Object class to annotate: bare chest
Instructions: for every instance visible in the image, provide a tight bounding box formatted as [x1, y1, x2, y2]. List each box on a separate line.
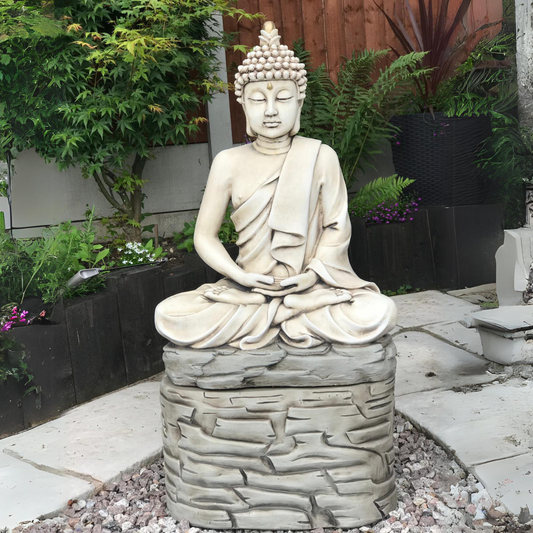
[230, 151, 286, 209]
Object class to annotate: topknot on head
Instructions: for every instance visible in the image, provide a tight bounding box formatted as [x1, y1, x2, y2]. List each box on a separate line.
[234, 22, 307, 104]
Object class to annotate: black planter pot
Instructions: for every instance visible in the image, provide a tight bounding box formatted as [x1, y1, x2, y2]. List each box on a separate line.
[349, 204, 504, 291]
[0, 377, 24, 438]
[390, 113, 492, 206]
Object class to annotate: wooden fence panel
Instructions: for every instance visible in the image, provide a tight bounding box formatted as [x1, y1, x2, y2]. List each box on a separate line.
[224, 0, 503, 143]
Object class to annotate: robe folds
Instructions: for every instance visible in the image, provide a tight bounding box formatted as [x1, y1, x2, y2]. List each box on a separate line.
[155, 136, 397, 349]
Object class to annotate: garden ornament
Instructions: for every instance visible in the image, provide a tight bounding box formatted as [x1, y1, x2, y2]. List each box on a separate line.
[155, 22, 398, 529]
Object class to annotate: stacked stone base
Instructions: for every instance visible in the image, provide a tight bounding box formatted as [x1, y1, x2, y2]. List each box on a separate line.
[160, 337, 397, 530]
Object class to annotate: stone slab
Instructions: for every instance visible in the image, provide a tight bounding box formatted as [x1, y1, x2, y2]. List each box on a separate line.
[422, 321, 484, 355]
[0, 450, 93, 530]
[396, 379, 533, 467]
[163, 336, 395, 389]
[448, 284, 496, 297]
[392, 291, 478, 329]
[1, 379, 163, 486]
[472, 306, 533, 332]
[394, 331, 495, 396]
[473, 453, 533, 515]
[447, 284, 497, 305]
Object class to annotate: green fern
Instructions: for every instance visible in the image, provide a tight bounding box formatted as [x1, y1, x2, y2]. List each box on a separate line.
[348, 175, 415, 216]
[295, 44, 429, 187]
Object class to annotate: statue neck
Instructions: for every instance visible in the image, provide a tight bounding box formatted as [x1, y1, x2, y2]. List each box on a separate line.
[253, 135, 292, 155]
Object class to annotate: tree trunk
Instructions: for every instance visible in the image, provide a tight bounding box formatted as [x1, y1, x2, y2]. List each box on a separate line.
[515, 0, 533, 128]
[130, 154, 148, 242]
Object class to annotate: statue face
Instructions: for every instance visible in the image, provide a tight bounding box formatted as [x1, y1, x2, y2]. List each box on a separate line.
[242, 80, 301, 139]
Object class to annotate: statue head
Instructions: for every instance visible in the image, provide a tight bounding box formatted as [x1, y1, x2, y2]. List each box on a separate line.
[235, 22, 307, 139]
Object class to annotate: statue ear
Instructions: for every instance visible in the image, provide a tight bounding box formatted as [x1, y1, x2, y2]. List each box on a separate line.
[242, 103, 258, 139]
[289, 99, 304, 137]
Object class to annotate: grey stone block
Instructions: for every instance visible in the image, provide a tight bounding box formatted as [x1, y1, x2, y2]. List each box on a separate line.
[163, 335, 395, 389]
[160, 340, 397, 530]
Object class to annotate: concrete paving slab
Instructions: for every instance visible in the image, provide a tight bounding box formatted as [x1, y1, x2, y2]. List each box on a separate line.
[392, 291, 479, 328]
[394, 331, 495, 396]
[473, 453, 533, 515]
[423, 321, 484, 355]
[396, 379, 533, 467]
[448, 284, 496, 297]
[1, 379, 163, 486]
[0, 449, 93, 529]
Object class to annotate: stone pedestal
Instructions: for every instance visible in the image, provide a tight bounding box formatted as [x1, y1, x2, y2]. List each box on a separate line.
[160, 336, 397, 530]
[495, 228, 533, 306]
[472, 307, 533, 365]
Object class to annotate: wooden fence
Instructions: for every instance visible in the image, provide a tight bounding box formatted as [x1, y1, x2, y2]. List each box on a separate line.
[223, 0, 503, 143]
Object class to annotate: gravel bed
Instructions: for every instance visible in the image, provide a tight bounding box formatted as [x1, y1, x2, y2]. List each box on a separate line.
[9, 415, 532, 533]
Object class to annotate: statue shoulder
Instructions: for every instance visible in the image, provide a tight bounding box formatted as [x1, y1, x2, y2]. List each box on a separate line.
[293, 136, 339, 164]
[317, 142, 340, 162]
[213, 144, 254, 165]
[209, 144, 254, 180]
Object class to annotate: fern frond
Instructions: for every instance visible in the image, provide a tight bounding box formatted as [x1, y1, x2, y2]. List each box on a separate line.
[354, 175, 415, 206]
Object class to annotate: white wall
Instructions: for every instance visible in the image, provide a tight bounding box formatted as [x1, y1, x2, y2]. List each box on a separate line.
[11, 143, 211, 238]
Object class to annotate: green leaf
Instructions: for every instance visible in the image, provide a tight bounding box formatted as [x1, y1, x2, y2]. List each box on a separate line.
[94, 249, 109, 263]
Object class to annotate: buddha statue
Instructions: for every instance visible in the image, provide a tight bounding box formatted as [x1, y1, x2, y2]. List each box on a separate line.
[155, 22, 397, 351]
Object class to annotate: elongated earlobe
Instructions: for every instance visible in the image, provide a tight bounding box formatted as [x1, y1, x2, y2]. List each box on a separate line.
[242, 105, 257, 138]
[289, 102, 303, 136]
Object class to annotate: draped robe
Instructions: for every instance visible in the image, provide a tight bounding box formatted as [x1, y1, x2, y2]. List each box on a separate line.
[155, 136, 397, 349]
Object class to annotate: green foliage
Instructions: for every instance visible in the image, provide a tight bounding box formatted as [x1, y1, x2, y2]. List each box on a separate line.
[174, 219, 196, 252]
[382, 284, 419, 297]
[0, 177, 6, 197]
[0, 304, 35, 391]
[0, 0, 259, 240]
[480, 299, 499, 309]
[174, 206, 238, 253]
[0, 208, 111, 307]
[441, 34, 517, 119]
[294, 42, 429, 186]
[348, 175, 415, 216]
[479, 116, 533, 228]
[0, 0, 62, 39]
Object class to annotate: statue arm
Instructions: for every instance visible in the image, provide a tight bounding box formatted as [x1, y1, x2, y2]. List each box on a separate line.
[305, 145, 375, 290]
[194, 151, 245, 282]
[194, 151, 274, 289]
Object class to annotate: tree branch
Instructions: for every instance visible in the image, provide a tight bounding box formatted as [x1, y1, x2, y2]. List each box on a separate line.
[93, 171, 127, 214]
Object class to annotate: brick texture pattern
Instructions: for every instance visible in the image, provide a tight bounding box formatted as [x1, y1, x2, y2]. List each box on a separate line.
[160, 374, 396, 529]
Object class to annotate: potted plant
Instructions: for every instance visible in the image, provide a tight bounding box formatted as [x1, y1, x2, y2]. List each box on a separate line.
[377, 0, 508, 206]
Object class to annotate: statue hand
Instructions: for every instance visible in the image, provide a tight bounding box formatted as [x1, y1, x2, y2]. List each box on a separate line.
[252, 271, 318, 298]
[237, 272, 275, 290]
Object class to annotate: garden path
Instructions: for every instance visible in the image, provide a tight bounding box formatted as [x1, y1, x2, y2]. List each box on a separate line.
[1, 288, 531, 530]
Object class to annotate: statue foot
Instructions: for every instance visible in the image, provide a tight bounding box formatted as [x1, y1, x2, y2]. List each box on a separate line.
[273, 288, 352, 324]
[284, 287, 352, 312]
[204, 285, 267, 305]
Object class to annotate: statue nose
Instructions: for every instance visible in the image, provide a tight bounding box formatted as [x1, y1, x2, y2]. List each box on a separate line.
[265, 104, 279, 117]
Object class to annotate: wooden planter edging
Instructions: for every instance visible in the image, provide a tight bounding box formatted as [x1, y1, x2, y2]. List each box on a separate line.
[1, 213, 501, 439]
[0, 253, 216, 439]
[349, 204, 504, 291]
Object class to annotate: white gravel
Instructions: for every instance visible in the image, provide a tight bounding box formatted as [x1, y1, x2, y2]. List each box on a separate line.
[9, 415, 532, 533]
